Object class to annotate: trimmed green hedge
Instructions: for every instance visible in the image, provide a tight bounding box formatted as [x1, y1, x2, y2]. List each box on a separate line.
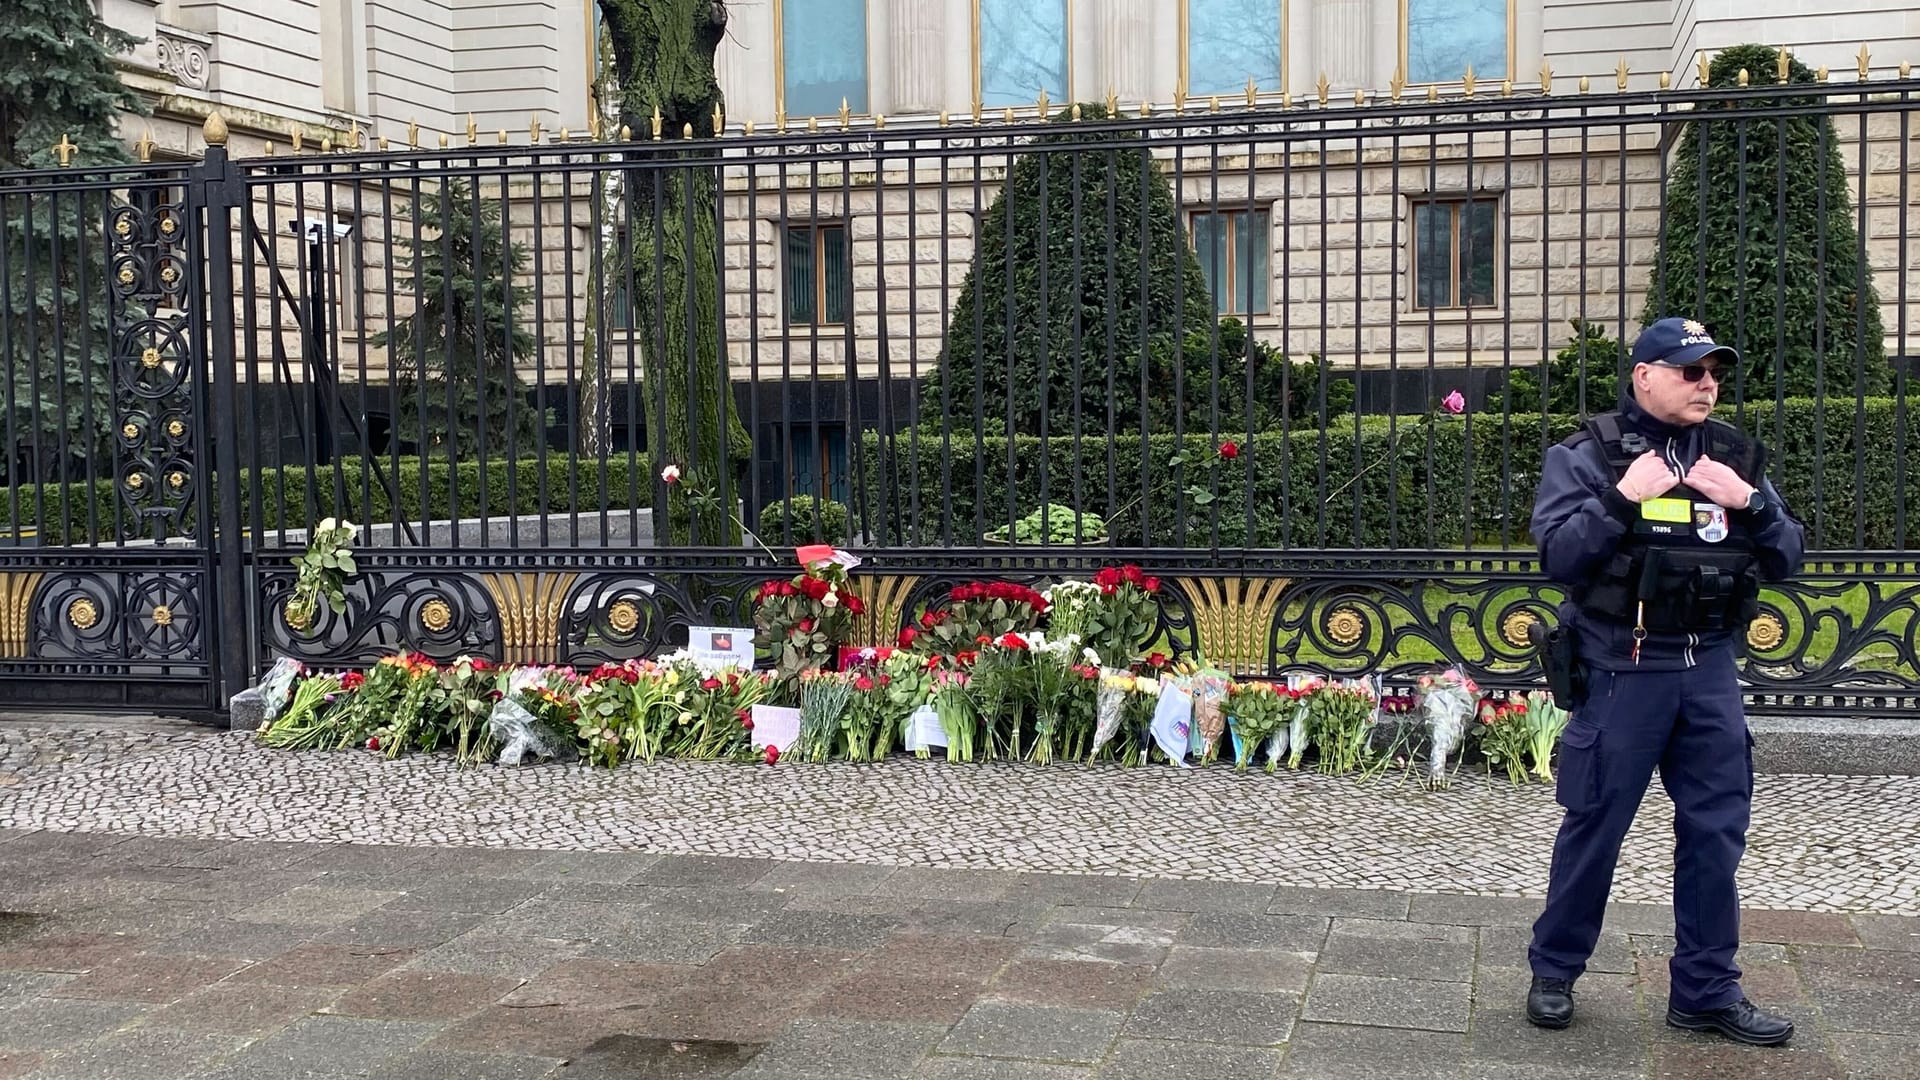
[2, 454, 650, 545]
[858, 399, 1918, 551]
[758, 495, 851, 545]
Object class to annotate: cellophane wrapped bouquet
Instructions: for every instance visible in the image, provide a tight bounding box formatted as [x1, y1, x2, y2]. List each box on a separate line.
[1414, 667, 1479, 789]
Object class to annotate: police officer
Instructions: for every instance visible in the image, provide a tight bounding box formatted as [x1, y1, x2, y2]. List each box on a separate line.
[1523, 316, 1805, 1046]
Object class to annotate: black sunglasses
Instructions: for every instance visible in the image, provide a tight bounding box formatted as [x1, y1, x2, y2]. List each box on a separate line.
[1665, 363, 1723, 384]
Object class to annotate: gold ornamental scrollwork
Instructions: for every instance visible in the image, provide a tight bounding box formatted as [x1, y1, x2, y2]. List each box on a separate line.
[122, 422, 140, 440]
[1325, 606, 1366, 647]
[1501, 611, 1540, 650]
[606, 599, 640, 636]
[166, 419, 185, 438]
[114, 217, 133, 238]
[118, 266, 135, 286]
[67, 596, 99, 631]
[167, 472, 187, 490]
[1747, 612, 1786, 652]
[152, 605, 174, 627]
[419, 599, 453, 634]
[141, 347, 162, 369]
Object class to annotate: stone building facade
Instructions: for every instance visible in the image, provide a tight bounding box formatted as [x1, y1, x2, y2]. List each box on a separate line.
[90, 0, 1920, 490]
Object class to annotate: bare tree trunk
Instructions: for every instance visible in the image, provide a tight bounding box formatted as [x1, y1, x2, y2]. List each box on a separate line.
[596, 0, 750, 545]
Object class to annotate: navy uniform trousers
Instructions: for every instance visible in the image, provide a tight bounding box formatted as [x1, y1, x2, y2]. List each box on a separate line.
[1527, 648, 1754, 1013]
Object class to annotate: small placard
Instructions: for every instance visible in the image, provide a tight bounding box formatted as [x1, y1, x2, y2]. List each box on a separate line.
[750, 705, 802, 752]
[688, 626, 756, 669]
[904, 704, 948, 752]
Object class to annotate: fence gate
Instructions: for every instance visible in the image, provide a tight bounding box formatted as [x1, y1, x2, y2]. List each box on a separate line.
[0, 149, 247, 715]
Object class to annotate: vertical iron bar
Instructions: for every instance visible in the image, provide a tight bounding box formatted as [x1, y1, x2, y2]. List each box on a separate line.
[74, 184, 98, 543]
[716, 142, 736, 550]
[533, 148, 551, 546]
[1069, 147, 1084, 547]
[1814, 116, 1829, 548]
[746, 157, 764, 546]
[1896, 99, 1911, 549]
[199, 146, 249, 700]
[1037, 147, 1051, 552]
[1854, 106, 1870, 548]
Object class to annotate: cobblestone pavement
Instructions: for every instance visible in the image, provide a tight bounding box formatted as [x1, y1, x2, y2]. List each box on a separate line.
[1, 727, 1918, 916]
[2, 830, 1918, 1080]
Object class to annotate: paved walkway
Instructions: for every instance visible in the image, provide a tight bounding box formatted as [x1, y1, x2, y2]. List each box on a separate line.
[0, 724, 1916, 1078]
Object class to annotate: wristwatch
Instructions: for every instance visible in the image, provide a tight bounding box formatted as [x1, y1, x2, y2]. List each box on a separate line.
[1743, 489, 1765, 514]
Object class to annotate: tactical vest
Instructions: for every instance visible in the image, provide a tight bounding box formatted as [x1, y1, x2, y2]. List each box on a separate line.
[1564, 412, 1766, 634]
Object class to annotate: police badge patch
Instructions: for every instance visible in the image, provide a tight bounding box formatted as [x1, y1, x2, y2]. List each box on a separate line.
[1694, 503, 1729, 543]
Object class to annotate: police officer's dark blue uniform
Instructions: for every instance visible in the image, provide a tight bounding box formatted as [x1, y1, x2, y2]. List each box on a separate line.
[1523, 317, 1805, 1046]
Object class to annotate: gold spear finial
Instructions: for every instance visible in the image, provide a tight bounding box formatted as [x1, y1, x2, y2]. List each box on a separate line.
[1903, 61, 1912, 79]
[1174, 86, 1186, 112]
[1316, 72, 1329, 106]
[589, 112, 602, 140]
[1354, 88, 1365, 106]
[1697, 51, 1710, 86]
[971, 92, 983, 123]
[1069, 103, 1080, 121]
[349, 121, 361, 149]
[1246, 76, 1258, 108]
[1140, 99, 1152, 117]
[379, 135, 390, 150]
[1427, 83, 1439, 102]
[809, 115, 821, 132]
[408, 119, 420, 147]
[1659, 71, 1671, 90]
[1281, 90, 1291, 108]
[875, 113, 886, 129]
[1540, 60, 1554, 95]
[291, 124, 304, 152]
[321, 137, 333, 153]
[712, 102, 724, 135]
[939, 109, 949, 126]
[1463, 64, 1477, 97]
[1105, 86, 1119, 114]
[744, 119, 755, 135]
[840, 96, 852, 128]
[1858, 44, 1872, 80]
[1778, 47, 1792, 82]
[1817, 65, 1829, 82]
[559, 127, 569, 141]
[1002, 105, 1014, 123]
[1502, 78, 1513, 97]
[204, 112, 229, 147]
[1390, 69, 1407, 102]
[530, 115, 542, 142]
[1737, 68, 1749, 87]
[135, 129, 155, 162]
[1616, 57, 1630, 91]
[1209, 94, 1221, 112]
[466, 113, 477, 144]
[775, 109, 788, 133]
[263, 141, 274, 156]
[651, 105, 663, 139]
[1578, 74, 1590, 93]
[496, 128, 507, 145]
[438, 132, 449, 148]
[1037, 88, 1049, 115]
[682, 122, 692, 138]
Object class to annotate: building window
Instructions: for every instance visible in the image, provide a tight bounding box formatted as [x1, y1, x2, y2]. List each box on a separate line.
[1190, 209, 1271, 316]
[1405, 0, 1508, 84]
[785, 422, 849, 504]
[1184, 0, 1282, 98]
[780, 0, 869, 118]
[785, 223, 851, 327]
[1412, 198, 1498, 310]
[978, 0, 1068, 109]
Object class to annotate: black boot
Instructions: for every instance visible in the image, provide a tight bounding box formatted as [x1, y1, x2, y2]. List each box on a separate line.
[1526, 976, 1574, 1029]
[1666, 998, 1795, 1046]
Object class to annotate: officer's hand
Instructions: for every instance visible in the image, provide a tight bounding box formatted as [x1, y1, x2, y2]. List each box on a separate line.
[1687, 454, 1757, 510]
[1617, 451, 1680, 503]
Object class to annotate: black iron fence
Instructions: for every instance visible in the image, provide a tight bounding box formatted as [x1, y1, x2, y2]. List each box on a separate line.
[1, 69, 1916, 716]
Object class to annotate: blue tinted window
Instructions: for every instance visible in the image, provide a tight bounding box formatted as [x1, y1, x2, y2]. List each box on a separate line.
[1188, 0, 1282, 97]
[784, 0, 868, 117]
[1407, 0, 1506, 83]
[1192, 210, 1271, 315]
[980, 0, 1067, 108]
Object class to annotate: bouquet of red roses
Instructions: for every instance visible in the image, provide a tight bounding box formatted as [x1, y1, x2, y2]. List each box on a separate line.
[753, 555, 865, 682]
[1086, 564, 1161, 667]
